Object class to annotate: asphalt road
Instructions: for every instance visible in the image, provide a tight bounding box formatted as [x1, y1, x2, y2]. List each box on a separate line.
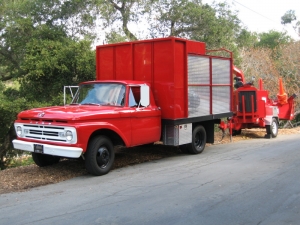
[1, 133, 300, 225]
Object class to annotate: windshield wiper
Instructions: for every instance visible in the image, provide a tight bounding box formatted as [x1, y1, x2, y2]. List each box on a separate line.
[81, 103, 101, 106]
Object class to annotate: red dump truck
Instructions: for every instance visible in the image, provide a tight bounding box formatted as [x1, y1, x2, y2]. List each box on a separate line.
[12, 37, 294, 176]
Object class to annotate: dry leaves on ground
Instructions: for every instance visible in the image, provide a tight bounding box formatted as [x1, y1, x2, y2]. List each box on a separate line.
[0, 127, 299, 195]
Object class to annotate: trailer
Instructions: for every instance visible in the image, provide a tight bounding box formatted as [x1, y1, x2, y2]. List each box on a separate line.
[219, 65, 296, 138]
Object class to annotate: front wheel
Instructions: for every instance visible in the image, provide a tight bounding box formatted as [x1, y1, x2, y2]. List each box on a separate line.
[85, 135, 114, 176]
[32, 153, 60, 167]
[266, 118, 278, 138]
[186, 125, 207, 154]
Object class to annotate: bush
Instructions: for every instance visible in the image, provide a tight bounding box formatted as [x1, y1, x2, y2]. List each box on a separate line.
[0, 39, 95, 169]
[0, 95, 46, 169]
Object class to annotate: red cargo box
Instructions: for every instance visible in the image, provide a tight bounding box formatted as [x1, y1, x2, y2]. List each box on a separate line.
[96, 37, 232, 120]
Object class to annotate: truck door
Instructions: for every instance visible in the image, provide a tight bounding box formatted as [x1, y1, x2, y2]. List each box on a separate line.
[129, 86, 161, 146]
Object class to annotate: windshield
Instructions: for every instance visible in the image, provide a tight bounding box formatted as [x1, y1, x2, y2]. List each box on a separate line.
[71, 83, 126, 106]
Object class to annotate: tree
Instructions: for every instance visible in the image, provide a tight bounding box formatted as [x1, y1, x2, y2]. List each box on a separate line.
[148, 1, 240, 47]
[0, 0, 97, 102]
[0, 0, 97, 168]
[281, 10, 300, 37]
[145, 0, 245, 64]
[236, 29, 258, 48]
[256, 30, 292, 49]
[281, 10, 297, 24]
[20, 39, 95, 104]
[275, 41, 300, 101]
[94, 0, 247, 54]
[94, 0, 155, 42]
[0, 0, 97, 82]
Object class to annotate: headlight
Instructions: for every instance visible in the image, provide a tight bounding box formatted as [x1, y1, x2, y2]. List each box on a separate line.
[16, 126, 22, 136]
[66, 130, 73, 141]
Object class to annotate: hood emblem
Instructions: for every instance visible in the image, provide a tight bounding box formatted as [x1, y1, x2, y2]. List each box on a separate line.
[38, 112, 45, 117]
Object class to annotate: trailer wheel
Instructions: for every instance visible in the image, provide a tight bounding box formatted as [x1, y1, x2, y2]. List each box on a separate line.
[32, 153, 60, 167]
[266, 118, 278, 138]
[85, 135, 114, 176]
[187, 125, 206, 154]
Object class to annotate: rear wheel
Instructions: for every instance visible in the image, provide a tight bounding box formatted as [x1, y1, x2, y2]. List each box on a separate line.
[186, 125, 206, 154]
[85, 135, 114, 176]
[266, 118, 278, 138]
[32, 153, 60, 167]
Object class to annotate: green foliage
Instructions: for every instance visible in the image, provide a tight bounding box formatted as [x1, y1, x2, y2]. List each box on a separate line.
[105, 29, 129, 44]
[281, 10, 297, 25]
[6, 155, 34, 169]
[0, 81, 4, 92]
[256, 30, 292, 49]
[0, 91, 47, 169]
[19, 39, 95, 104]
[95, 0, 153, 41]
[281, 10, 300, 37]
[147, 0, 244, 64]
[0, 0, 97, 169]
[0, 0, 97, 82]
[236, 29, 258, 48]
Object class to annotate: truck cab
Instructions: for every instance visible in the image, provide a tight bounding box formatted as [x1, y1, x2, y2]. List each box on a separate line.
[13, 81, 161, 175]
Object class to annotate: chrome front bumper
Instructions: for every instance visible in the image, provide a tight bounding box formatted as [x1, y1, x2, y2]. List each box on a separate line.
[12, 140, 83, 158]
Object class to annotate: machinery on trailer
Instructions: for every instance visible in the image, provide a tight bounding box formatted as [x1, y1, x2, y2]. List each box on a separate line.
[219, 66, 296, 138]
[12, 37, 295, 176]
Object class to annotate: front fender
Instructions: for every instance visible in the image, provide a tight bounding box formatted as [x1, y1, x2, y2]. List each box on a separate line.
[75, 121, 131, 152]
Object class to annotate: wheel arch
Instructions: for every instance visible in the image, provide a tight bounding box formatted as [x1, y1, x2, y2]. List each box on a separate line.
[86, 129, 125, 152]
[273, 116, 279, 124]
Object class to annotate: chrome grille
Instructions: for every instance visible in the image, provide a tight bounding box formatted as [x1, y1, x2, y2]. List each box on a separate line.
[22, 124, 69, 143]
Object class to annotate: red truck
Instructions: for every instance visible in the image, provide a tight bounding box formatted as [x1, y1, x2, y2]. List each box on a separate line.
[12, 37, 294, 176]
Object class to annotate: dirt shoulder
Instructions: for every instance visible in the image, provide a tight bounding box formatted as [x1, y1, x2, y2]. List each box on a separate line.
[1, 128, 299, 195]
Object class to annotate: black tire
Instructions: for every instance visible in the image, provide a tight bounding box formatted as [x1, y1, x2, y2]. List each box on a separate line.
[266, 118, 278, 138]
[85, 135, 114, 176]
[186, 125, 207, 154]
[31, 153, 60, 167]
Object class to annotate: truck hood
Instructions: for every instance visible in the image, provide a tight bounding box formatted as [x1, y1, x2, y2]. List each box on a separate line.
[17, 105, 126, 121]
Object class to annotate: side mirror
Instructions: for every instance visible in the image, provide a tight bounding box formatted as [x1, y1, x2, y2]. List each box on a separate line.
[140, 84, 150, 107]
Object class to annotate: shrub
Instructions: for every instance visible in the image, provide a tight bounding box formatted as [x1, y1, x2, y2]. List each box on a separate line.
[0, 95, 47, 169]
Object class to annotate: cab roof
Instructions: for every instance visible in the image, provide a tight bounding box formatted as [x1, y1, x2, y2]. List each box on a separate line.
[80, 80, 149, 86]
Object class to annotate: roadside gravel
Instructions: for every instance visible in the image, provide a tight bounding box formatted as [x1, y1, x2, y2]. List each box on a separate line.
[1, 128, 299, 195]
